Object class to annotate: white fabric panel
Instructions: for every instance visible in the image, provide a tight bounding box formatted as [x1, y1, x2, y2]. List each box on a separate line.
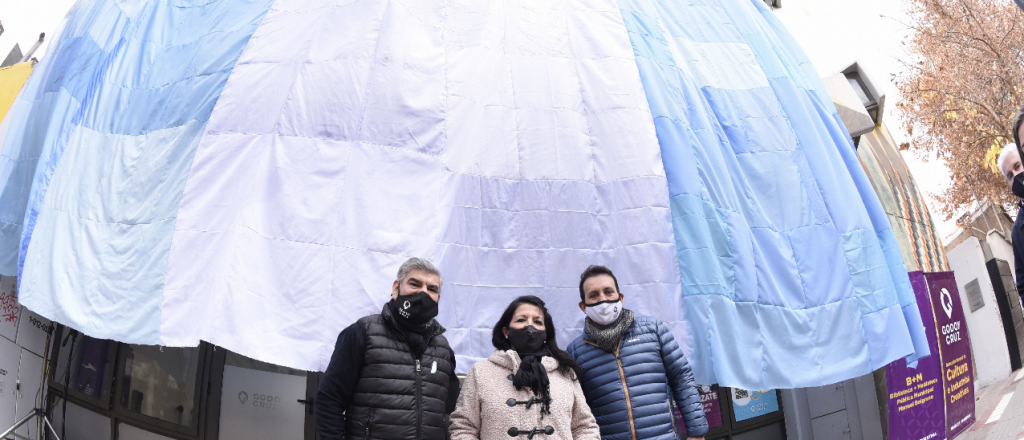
[166, 0, 683, 372]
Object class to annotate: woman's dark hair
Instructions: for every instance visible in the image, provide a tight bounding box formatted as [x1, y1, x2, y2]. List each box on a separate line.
[492, 295, 583, 379]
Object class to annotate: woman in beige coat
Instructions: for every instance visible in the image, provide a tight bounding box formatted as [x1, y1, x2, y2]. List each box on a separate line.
[451, 295, 600, 440]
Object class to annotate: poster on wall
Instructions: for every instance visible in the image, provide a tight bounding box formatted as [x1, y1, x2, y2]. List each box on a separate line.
[673, 385, 723, 431]
[730, 388, 779, 422]
[219, 365, 306, 440]
[925, 271, 976, 438]
[699, 385, 723, 428]
[885, 272, 944, 440]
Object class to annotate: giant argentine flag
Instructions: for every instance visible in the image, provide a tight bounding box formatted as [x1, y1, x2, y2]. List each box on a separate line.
[0, 0, 928, 390]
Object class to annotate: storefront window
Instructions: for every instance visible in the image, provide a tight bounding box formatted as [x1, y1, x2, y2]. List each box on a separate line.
[54, 333, 116, 402]
[51, 398, 112, 440]
[118, 422, 177, 440]
[119, 345, 200, 427]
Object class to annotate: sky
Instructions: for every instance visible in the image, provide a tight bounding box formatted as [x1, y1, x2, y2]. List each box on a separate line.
[0, 0, 960, 242]
[0, 0, 75, 61]
[773, 0, 959, 243]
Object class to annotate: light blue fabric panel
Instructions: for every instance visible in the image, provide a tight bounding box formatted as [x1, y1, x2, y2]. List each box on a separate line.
[20, 122, 205, 343]
[670, 194, 733, 299]
[0, 0, 274, 341]
[620, 0, 928, 388]
[0, 90, 75, 274]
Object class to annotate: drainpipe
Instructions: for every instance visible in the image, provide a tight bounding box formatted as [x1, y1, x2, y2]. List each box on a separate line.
[19, 33, 43, 62]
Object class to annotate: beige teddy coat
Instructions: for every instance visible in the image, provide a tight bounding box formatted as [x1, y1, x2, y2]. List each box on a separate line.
[450, 349, 600, 440]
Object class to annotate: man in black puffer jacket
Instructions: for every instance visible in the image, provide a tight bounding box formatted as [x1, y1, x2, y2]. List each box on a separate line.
[316, 257, 460, 440]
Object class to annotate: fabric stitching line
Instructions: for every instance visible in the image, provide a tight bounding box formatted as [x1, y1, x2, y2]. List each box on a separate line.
[500, 0, 524, 181]
[640, 21, 716, 206]
[160, 0, 278, 346]
[783, 230, 813, 309]
[447, 90, 651, 117]
[354, 0, 391, 142]
[836, 234, 879, 374]
[556, 0, 598, 187]
[670, 193, 741, 219]
[634, 0, 729, 386]
[440, 205, 669, 215]
[434, 241, 676, 252]
[202, 131, 447, 158]
[443, 171, 666, 185]
[439, 0, 450, 163]
[782, 228, 824, 384]
[267, 4, 324, 141]
[391, 0, 442, 31]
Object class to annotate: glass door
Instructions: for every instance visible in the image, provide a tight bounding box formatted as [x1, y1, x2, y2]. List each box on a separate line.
[215, 352, 310, 439]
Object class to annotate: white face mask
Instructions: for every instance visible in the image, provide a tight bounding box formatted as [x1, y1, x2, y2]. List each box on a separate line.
[585, 299, 622, 325]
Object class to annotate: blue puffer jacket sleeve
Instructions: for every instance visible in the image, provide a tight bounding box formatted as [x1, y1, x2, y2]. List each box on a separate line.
[656, 321, 708, 437]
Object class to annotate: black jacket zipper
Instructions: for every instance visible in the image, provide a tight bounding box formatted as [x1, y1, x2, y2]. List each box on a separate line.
[364, 408, 375, 439]
[416, 358, 423, 440]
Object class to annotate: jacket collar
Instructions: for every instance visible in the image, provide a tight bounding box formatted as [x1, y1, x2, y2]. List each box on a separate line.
[487, 349, 559, 372]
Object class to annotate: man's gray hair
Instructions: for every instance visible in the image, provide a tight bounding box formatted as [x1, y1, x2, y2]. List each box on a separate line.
[998, 143, 1020, 182]
[396, 257, 443, 290]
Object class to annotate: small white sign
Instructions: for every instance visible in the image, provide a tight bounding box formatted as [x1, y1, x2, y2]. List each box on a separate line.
[218, 365, 306, 439]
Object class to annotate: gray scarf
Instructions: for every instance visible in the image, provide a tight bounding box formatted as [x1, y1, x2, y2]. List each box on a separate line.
[584, 308, 635, 352]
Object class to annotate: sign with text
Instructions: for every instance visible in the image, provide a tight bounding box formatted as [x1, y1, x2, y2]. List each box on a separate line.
[699, 385, 722, 428]
[673, 385, 723, 431]
[219, 365, 306, 440]
[731, 388, 778, 422]
[926, 271, 975, 438]
[885, 272, 944, 440]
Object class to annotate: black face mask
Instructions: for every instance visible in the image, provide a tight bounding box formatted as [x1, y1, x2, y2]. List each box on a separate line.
[507, 325, 546, 353]
[1013, 173, 1024, 199]
[391, 291, 438, 326]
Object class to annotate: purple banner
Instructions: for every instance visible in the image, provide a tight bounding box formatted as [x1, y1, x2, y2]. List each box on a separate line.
[700, 385, 722, 428]
[673, 385, 722, 432]
[886, 272, 944, 440]
[925, 271, 975, 438]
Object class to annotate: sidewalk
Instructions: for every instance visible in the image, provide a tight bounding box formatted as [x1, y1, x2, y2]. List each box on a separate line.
[964, 369, 1024, 439]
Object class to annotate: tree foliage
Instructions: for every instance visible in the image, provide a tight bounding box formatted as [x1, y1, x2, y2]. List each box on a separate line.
[895, 0, 1024, 220]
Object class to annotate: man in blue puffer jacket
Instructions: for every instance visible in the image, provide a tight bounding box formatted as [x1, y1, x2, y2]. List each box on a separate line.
[566, 265, 707, 440]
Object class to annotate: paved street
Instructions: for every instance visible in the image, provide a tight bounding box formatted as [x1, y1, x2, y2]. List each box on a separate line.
[964, 369, 1024, 439]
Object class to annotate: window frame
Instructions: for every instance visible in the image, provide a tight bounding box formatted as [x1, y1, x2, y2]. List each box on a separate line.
[46, 324, 322, 440]
[47, 325, 218, 440]
[704, 387, 787, 440]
